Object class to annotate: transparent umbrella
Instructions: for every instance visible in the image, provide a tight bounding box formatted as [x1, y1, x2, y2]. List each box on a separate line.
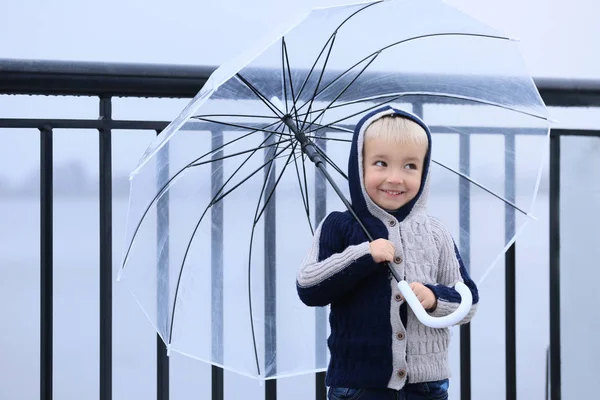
[117, 0, 550, 381]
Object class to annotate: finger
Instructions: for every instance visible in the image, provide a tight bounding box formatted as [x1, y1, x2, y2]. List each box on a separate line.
[412, 284, 424, 295]
[414, 286, 425, 296]
[410, 282, 423, 293]
[415, 289, 428, 302]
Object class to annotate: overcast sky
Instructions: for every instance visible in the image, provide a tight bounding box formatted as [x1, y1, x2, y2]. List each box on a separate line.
[1, 0, 598, 184]
[1, 0, 598, 78]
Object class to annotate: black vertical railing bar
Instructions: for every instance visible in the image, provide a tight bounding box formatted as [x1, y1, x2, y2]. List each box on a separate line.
[504, 133, 517, 400]
[40, 125, 53, 400]
[458, 131, 472, 400]
[264, 133, 277, 400]
[156, 130, 170, 400]
[315, 132, 328, 400]
[545, 345, 550, 400]
[548, 130, 561, 400]
[211, 130, 225, 400]
[99, 96, 113, 400]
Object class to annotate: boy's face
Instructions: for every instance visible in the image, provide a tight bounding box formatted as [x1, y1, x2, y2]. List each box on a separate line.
[363, 135, 427, 211]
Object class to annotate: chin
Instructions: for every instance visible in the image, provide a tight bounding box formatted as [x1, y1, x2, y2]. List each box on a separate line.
[379, 201, 408, 211]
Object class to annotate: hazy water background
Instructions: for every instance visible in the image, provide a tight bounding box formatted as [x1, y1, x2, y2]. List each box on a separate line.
[0, 192, 552, 400]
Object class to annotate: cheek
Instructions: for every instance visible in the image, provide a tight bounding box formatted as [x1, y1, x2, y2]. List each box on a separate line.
[409, 175, 422, 190]
[363, 169, 379, 190]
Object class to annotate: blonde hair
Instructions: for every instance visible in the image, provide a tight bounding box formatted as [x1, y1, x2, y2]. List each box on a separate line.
[364, 115, 429, 148]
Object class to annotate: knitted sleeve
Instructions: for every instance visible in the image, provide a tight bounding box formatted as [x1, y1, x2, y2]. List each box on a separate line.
[296, 211, 379, 307]
[424, 217, 479, 325]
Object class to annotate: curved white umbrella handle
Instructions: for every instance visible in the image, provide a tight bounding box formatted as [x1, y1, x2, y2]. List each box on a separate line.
[397, 281, 472, 329]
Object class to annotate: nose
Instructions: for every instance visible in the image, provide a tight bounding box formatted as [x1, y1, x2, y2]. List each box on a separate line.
[386, 169, 404, 184]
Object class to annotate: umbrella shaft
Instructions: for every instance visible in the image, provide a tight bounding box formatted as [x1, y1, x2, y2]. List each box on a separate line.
[282, 116, 402, 283]
[282, 115, 323, 165]
[317, 157, 401, 282]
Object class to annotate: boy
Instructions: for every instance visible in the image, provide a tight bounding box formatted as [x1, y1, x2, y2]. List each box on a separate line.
[296, 105, 479, 400]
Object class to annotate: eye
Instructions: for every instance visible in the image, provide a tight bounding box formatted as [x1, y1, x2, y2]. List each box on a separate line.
[404, 163, 417, 170]
[374, 160, 387, 167]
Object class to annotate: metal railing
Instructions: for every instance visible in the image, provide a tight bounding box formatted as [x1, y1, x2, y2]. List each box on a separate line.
[1, 58, 598, 400]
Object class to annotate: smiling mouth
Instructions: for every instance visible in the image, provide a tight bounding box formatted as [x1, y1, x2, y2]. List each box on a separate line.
[381, 190, 405, 196]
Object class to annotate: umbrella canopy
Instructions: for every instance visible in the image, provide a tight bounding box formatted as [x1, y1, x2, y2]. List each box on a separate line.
[117, 0, 549, 381]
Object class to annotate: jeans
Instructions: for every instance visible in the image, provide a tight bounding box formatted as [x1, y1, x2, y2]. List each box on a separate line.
[328, 379, 449, 400]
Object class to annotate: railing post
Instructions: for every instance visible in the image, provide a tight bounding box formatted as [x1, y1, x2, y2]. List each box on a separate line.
[156, 130, 170, 400]
[315, 132, 328, 400]
[549, 130, 561, 400]
[211, 130, 224, 400]
[264, 132, 277, 400]
[40, 125, 53, 400]
[459, 131, 472, 400]
[99, 96, 113, 400]
[505, 133, 517, 400]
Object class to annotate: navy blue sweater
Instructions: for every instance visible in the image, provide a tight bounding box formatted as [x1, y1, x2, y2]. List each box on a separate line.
[296, 106, 479, 389]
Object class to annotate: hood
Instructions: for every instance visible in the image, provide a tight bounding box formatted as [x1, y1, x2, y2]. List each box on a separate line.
[347, 105, 432, 223]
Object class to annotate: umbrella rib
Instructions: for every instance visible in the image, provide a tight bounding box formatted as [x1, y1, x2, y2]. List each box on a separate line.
[308, 135, 352, 143]
[189, 119, 285, 165]
[246, 137, 309, 376]
[300, 93, 403, 117]
[291, 135, 526, 215]
[300, 32, 338, 131]
[281, 38, 290, 115]
[292, 34, 334, 109]
[295, 32, 514, 116]
[192, 113, 281, 119]
[290, 144, 311, 229]
[289, 145, 314, 234]
[167, 138, 294, 345]
[299, 149, 313, 233]
[305, 94, 406, 135]
[189, 138, 293, 167]
[120, 123, 287, 270]
[236, 73, 285, 117]
[303, 52, 381, 132]
[191, 117, 285, 136]
[306, 123, 353, 135]
[282, 37, 300, 122]
[431, 159, 529, 215]
[246, 134, 289, 377]
[253, 142, 298, 225]
[209, 134, 292, 211]
[303, 91, 549, 137]
[246, 144, 303, 376]
[314, 144, 349, 180]
[211, 141, 294, 205]
[295, 54, 382, 115]
[293, 1, 382, 105]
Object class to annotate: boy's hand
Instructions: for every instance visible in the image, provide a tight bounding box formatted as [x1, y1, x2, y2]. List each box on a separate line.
[369, 239, 395, 263]
[408, 282, 437, 310]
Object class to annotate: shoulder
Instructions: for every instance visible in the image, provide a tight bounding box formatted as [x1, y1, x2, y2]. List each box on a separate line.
[316, 211, 353, 243]
[314, 211, 357, 260]
[426, 215, 455, 247]
[318, 211, 348, 230]
[318, 211, 356, 233]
